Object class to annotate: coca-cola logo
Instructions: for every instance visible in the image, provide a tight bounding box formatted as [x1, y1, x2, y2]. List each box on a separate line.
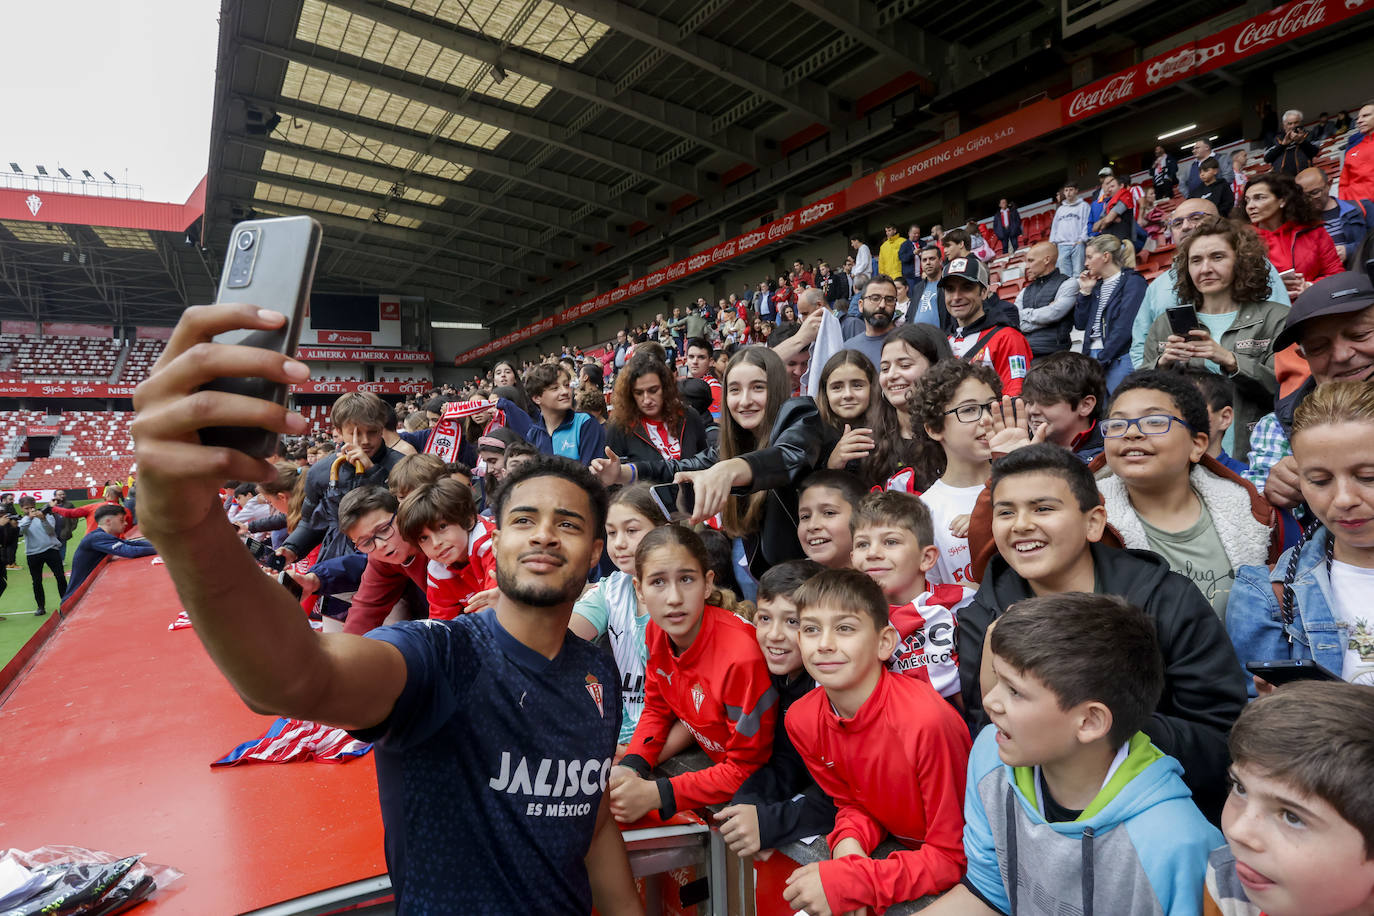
[712, 242, 736, 262]
[766, 216, 796, 241]
[1146, 48, 1196, 85]
[800, 201, 835, 224]
[610, 288, 626, 302]
[628, 279, 646, 294]
[1235, 0, 1327, 54]
[688, 254, 710, 270]
[596, 293, 611, 306]
[667, 263, 687, 280]
[647, 271, 666, 286]
[738, 231, 766, 251]
[1067, 72, 1137, 118]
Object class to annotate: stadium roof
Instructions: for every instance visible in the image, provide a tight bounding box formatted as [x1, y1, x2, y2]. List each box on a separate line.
[203, 0, 1239, 333]
[0, 176, 213, 324]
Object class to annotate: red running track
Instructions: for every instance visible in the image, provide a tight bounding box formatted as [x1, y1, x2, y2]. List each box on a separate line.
[0, 551, 386, 913]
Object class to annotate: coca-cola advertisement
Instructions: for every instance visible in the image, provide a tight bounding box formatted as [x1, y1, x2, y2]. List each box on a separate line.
[1064, 0, 1365, 123]
[453, 0, 1362, 367]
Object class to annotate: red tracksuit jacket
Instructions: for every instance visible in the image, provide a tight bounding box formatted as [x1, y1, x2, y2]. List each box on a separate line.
[624, 604, 777, 815]
[424, 515, 496, 620]
[786, 669, 971, 914]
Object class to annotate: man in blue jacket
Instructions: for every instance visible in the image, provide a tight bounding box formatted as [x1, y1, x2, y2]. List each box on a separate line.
[68, 505, 158, 595]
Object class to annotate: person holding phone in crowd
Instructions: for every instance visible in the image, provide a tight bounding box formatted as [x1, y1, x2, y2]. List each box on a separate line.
[129, 304, 642, 915]
[1144, 218, 1288, 458]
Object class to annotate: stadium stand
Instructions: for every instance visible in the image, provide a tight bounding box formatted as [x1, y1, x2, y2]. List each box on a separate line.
[0, 333, 119, 381]
[118, 337, 167, 384]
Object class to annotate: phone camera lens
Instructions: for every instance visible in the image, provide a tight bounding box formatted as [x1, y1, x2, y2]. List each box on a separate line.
[236, 230, 255, 251]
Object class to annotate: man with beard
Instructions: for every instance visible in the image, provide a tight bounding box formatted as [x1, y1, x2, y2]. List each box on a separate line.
[841, 274, 899, 370]
[130, 302, 641, 916]
[942, 256, 1033, 396]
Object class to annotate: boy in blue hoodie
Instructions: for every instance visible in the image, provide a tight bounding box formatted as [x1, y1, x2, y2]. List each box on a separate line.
[926, 592, 1221, 916]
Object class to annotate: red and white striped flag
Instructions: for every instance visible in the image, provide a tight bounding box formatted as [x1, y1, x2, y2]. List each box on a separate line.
[212, 717, 372, 766]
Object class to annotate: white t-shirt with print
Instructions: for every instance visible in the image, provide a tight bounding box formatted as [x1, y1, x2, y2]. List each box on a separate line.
[1328, 560, 1374, 685]
[920, 478, 985, 586]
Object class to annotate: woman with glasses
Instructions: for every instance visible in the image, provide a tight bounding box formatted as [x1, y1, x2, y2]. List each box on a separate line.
[1241, 172, 1342, 297]
[1074, 233, 1148, 392]
[1097, 370, 1280, 620]
[1142, 218, 1288, 459]
[908, 359, 1003, 585]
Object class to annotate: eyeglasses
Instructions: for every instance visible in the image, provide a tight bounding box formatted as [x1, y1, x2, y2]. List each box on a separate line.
[944, 400, 998, 424]
[864, 294, 898, 305]
[1101, 414, 1195, 438]
[1168, 211, 1212, 229]
[354, 514, 397, 551]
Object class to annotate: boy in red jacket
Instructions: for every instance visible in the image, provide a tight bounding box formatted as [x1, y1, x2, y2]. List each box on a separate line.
[396, 478, 496, 620]
[852, 490, 973, 700]
[784, 568, 971, 916]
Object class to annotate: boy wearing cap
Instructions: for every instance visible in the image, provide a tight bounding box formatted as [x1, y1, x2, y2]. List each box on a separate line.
[475, 427, 518, 515]
[942, 257, 1034, 397]
[1244, 272, 1374, 508]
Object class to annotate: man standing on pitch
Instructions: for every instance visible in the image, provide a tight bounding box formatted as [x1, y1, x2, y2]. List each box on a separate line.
[131, 304, 641, 915]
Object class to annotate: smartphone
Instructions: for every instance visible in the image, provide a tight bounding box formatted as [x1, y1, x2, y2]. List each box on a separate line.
[244, 535, 288, 572]
[650, 482, 695, 521]
[1245, 659, 1343, 686]
[278, 569, 303, 600]
[1277, 267, 1298, 280]
[200, 216, 322, 458]
[1165, 305, 1200, 337]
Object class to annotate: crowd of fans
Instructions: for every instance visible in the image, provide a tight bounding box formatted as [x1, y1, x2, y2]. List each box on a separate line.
[123, 99, 1374, 916]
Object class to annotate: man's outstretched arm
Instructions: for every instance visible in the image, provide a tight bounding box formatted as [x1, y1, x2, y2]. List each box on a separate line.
[131, 303, 407, 731]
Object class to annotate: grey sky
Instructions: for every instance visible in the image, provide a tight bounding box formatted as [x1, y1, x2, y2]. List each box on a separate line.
[0, 0, 222, 204]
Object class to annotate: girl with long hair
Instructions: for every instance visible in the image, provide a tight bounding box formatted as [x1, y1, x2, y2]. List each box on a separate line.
[606, 354, 708, 475]
[876, 324, 952, 491]
[609, 524, 773, 823]
[592, 347, 823, 590]
[569, 486, 681, 753]
[815, 350, 887, 488]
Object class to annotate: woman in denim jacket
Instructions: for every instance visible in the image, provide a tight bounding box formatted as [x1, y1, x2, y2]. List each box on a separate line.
[1227, 379, 1374, 696]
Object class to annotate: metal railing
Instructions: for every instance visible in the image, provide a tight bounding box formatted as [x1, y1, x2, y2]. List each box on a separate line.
[0, 172, 144, 199]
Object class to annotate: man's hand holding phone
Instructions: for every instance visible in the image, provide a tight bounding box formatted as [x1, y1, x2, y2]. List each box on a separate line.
[130, 304, 312, 542]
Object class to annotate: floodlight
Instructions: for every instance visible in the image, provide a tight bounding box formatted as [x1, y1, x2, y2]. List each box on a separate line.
[491, 63, 507, 84]
[103, 172, 116, 182]
[9, 163, 20, 174]
[35, 165, 47, 176]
